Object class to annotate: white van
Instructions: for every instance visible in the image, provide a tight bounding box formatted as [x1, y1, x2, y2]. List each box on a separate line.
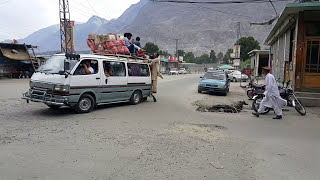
[22, 54, 152, 113]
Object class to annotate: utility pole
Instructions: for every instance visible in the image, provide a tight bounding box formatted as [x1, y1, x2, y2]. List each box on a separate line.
[174, 38, 179, 58]
[174, 38, 180, 68]
[59, 0, 73, 54]
[235, 22, 241, 61]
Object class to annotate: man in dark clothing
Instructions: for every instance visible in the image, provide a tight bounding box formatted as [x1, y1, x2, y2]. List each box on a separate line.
[134, 37, 141, 48]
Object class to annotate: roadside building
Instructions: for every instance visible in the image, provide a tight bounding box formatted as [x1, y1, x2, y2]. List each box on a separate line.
[159, 56, 179, 74]
[0, 43, 37, 78]
[264, 2, 320, 106]
[248, 50, 270, 77]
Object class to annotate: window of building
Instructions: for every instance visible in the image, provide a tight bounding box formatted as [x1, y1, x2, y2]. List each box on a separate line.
[128, 63, 150, 77]
[74, 59, 98, 75]
[103, 61, 126, 77]
[306, 40, 320, 73]
[305, 23, 320, 37]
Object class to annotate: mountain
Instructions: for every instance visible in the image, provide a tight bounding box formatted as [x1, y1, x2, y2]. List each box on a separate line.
[5, 0, 290, 55]
[4, 15, 109, 53]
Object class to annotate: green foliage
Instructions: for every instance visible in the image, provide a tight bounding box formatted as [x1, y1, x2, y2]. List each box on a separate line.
[143, 42, 159, 56]
[217, 52, 223, 63]
[241, 59, 251, 69]
[236, 36, 260, 61]
[159, 50, 172, 57]
[184, 52, 195, 63]
[177, 49, 185, 57]
[223, 49, 233, 64]
[210, 50, 217, 63]
[195, 54, 211, 64]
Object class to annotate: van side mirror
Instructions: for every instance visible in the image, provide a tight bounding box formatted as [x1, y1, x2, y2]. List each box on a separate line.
[64, 60, 70, 71]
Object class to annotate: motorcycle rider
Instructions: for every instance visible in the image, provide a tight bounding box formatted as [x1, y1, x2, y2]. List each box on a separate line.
[252, 67, 287, 119]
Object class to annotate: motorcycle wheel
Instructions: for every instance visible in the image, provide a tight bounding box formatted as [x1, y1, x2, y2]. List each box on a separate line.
[252, 97, 270, 114]
[293, 97, 307, 116]
[247, 89, 254, 100]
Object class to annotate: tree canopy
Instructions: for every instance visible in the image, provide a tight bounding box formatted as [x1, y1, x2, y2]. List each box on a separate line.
[210, 50, 217, 63]
[217, 52, 223, 63]
[143, 42, 159, 56]
[236, 36, 260, 61]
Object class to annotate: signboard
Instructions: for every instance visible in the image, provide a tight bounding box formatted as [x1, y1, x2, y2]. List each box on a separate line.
[60, 21, 75, 52]
[179, 56, 184, 62]
[233, 59, 240, 66]
[168, 56, 178, 62]
[231, 45, 240, 59]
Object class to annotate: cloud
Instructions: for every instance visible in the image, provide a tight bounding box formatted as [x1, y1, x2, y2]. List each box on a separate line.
[0, 0, 140, 41]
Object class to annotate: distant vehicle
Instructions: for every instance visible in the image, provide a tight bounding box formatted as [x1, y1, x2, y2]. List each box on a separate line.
[22, 54, 152, 113]
[228, 70, 249, 82]
[169, 68, 179, 75]
[179, 68, 187, 74]
[207, 67, 215, 72]
[198, 71, 230, 96]
[224, 69, 234, 75]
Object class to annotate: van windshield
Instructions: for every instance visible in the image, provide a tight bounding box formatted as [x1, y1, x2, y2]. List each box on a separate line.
[38, 55, 65, 74]
[38, 55, 77, 74]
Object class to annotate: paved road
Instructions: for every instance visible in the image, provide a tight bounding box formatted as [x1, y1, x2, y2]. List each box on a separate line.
[0, 75, 320, 180]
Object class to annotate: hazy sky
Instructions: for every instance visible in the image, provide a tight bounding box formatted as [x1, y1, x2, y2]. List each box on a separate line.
[0, 0, 140, 41]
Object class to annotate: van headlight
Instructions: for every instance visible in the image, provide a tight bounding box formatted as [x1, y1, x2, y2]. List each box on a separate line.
[53, 85, 70, 94]
[217, 85, 226, 88]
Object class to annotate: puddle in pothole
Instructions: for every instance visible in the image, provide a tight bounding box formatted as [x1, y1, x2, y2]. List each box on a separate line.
[196, 101, 248, 113]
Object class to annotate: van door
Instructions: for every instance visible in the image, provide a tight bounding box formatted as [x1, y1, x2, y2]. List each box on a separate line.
[69, 59, 102, 103]
[100, 60, 128, 103]
[127, 63, 152, 98]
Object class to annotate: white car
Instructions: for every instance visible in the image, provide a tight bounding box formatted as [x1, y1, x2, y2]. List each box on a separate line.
[228, 70, 249, 82]
[179, 68, 187, 74]
[169, 68, 179, 75]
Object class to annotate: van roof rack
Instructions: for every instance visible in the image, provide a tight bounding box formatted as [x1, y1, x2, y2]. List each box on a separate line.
[92, 53, 146, 61]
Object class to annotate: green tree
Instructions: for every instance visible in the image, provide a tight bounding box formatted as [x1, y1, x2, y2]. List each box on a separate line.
[184, 52, 195, 63]
[236, 36, 260, 61]
[159, 50, 172, 57]
[210, 50, 217, 63]
[217, 52, 223, 63]
[223, 49, 233, 64]
[144, 42, 159, 56]
[195, 54, 211, 64]
[177, 49, 185, 57]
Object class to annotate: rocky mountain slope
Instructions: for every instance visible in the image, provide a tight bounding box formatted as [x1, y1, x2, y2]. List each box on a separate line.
[6, 0, 290, 55]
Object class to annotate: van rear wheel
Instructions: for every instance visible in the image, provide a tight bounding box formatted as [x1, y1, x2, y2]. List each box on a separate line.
[130, 91, 142, 105]
[75, 94, 95, 113]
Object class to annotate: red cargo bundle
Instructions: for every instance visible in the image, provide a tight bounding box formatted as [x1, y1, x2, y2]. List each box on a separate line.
[87, 37, 130, 55]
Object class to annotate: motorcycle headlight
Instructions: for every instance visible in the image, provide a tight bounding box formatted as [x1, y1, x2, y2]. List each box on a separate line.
[53, 85, 70, 94]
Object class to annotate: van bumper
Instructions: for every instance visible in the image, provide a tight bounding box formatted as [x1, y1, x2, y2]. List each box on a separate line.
[22, 90, 69, 106]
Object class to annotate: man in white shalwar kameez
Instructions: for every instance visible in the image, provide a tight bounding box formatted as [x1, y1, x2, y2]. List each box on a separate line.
[253, 67, 287, 119]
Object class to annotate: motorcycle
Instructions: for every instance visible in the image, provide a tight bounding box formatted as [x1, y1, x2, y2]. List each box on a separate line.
[247, 77, 265, 100]
[252, 80, 307, 116]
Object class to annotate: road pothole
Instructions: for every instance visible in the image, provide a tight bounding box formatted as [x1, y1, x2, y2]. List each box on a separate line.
[196, 101, 248, 113]
[173, 124, 228, 142]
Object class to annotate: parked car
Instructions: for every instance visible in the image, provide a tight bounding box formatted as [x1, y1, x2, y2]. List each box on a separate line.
[228, 70, 249, 82]
[179, 68, 187, 74]
[198, 71, 230, 96]
[169, 68, 179, 75]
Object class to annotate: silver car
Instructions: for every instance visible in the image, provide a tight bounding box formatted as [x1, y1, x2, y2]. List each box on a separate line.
[228, 70, 248, 82]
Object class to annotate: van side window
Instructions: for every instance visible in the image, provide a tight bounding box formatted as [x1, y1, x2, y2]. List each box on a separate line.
[104, 61, 126, 77]
[128, 63, 150, 77]
[74, 59, 98, 75]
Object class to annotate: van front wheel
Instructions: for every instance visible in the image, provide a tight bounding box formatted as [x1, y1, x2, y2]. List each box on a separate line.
[75, 94, 95, 113]
[130, 91, 142, 105]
